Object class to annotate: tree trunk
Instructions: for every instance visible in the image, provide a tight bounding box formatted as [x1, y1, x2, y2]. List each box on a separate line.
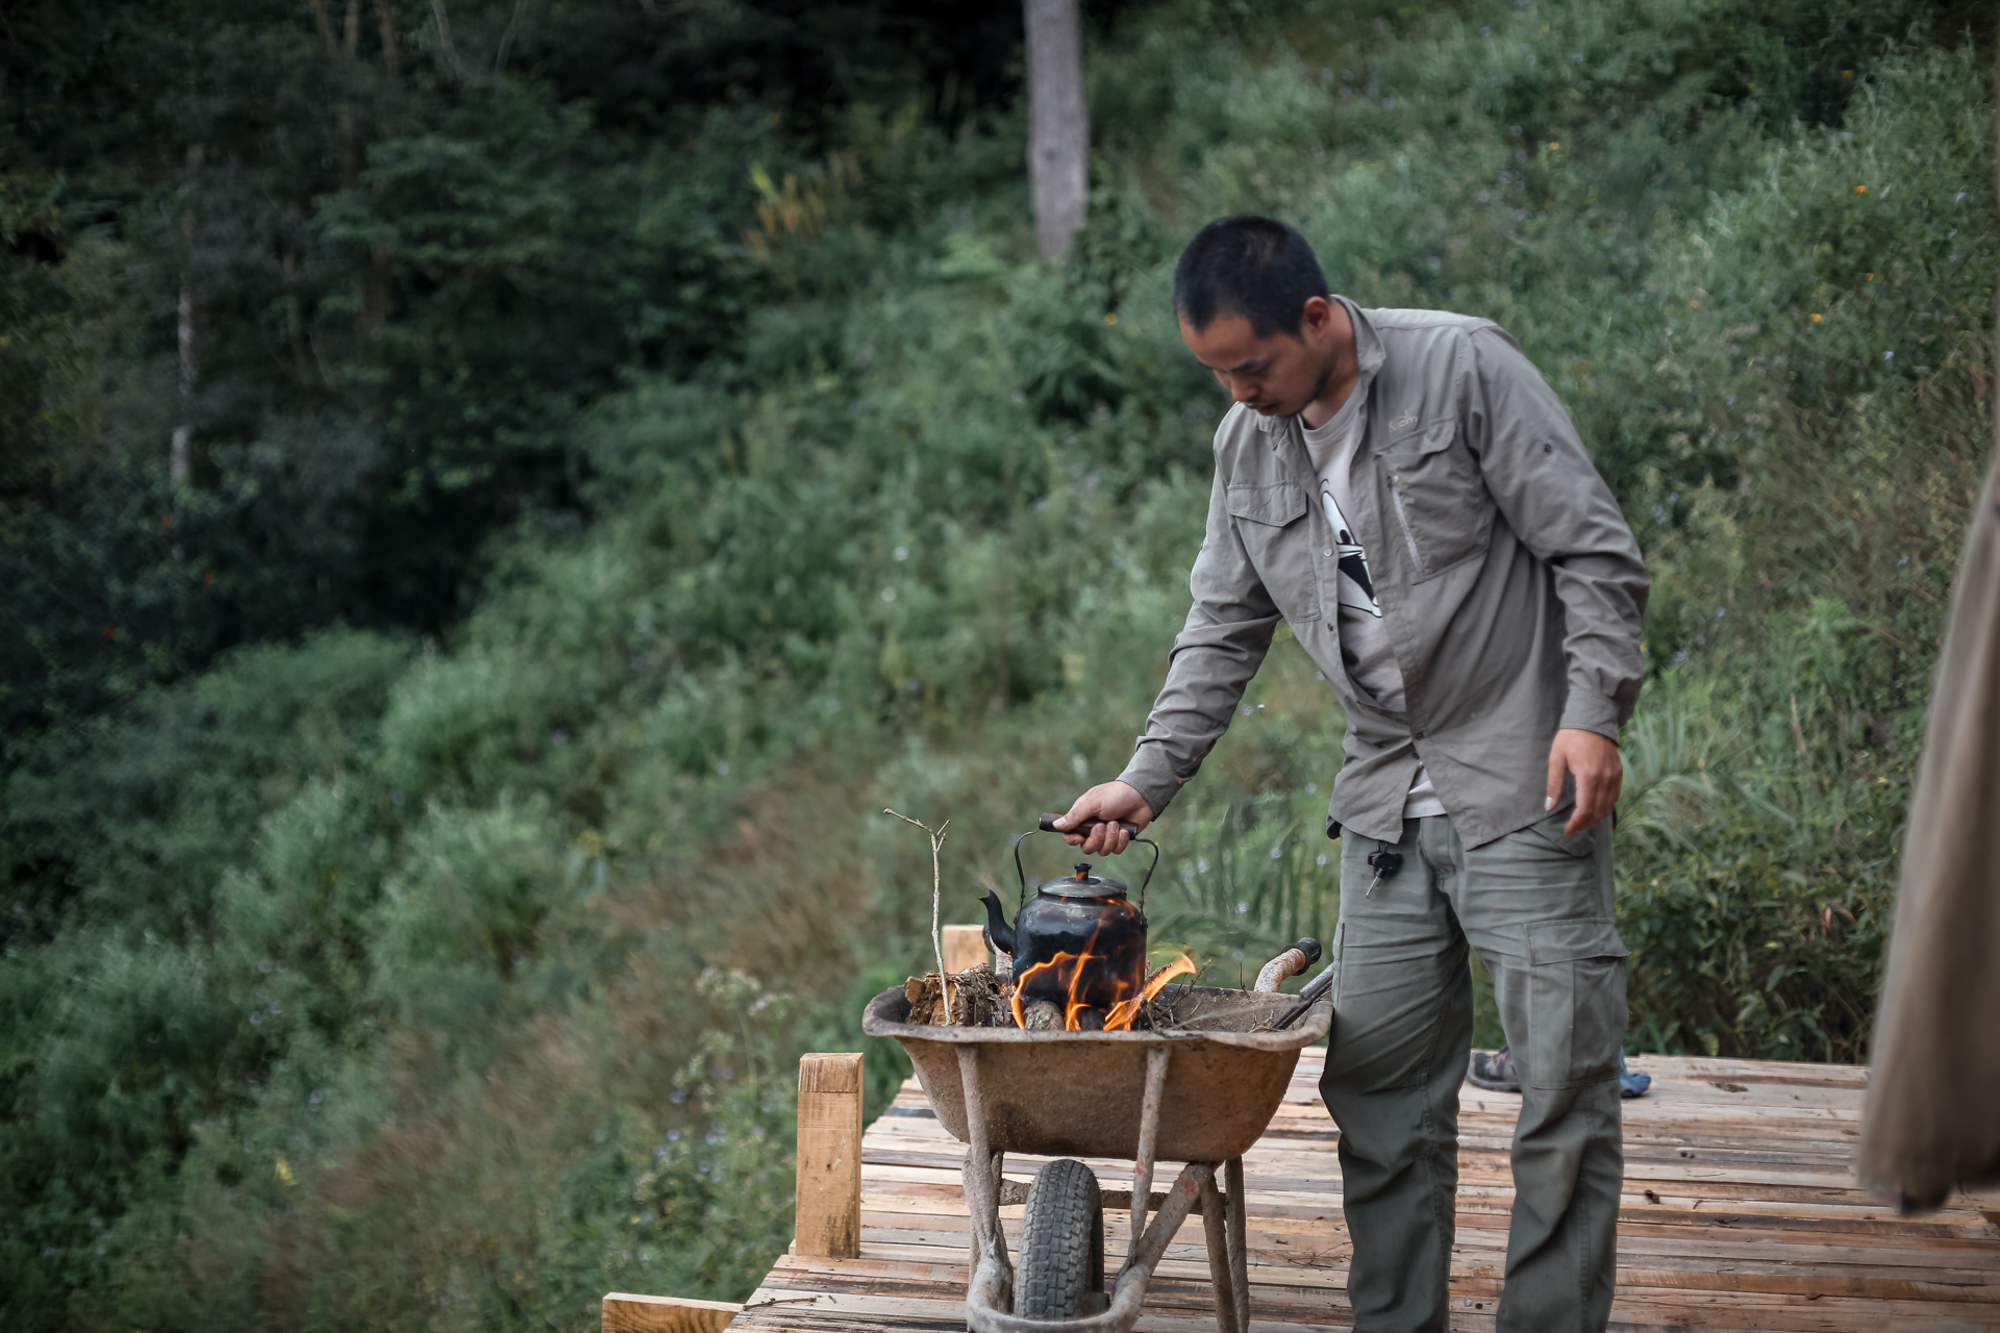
[494, 0, 525, 77]
[376, 0, 401, 82]
[171, 143, 204, 491]
[1023, 0, 1088, 259]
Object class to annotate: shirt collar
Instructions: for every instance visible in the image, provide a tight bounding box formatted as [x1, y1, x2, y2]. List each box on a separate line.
[1252, 296, 1381, 433]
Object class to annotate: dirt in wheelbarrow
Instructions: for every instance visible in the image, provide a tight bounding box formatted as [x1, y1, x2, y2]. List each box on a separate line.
[903, 965, 1281, 1032]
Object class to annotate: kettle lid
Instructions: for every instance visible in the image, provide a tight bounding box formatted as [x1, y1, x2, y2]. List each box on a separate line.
[1037, 861, 1130, 900]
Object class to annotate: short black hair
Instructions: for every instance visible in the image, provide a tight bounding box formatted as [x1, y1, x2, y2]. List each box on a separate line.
[1173, 216, 1331, 339]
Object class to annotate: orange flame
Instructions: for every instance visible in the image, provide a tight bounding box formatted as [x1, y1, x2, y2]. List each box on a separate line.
[1009, 943, 1198, 1032]
[1103, 954, 1196, 1031]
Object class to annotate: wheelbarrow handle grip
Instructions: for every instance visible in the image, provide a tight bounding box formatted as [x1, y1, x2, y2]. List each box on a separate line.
[1273, 963, 1337, 1030]
[1038, 813, 1142, 836]
[1253, 938, 1323, 993]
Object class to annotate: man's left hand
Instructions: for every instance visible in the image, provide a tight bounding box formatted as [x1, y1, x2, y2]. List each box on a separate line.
[1546, 728, 1622, 834]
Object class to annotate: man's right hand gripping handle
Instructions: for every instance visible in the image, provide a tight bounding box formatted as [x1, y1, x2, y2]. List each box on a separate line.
[1051, 780, 1154, 855]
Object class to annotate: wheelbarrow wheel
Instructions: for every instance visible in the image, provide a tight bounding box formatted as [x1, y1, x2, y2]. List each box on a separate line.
[1017, 1158, 1105, 1320]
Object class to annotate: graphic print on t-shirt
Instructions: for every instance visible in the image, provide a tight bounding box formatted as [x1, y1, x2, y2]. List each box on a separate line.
[1318, 483, 1382, 619]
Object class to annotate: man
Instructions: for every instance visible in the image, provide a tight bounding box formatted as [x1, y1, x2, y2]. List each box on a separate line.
[1055, 216, 1648, 1333]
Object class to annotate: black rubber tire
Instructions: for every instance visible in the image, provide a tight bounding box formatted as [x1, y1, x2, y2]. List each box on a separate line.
[1016, 1158, 1105, 1320]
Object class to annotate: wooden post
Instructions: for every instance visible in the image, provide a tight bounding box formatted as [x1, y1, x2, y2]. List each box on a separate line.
[795, 1052, 864, 1258]
[942, 923, 989, 975]
[600, 1293, 739, 1333]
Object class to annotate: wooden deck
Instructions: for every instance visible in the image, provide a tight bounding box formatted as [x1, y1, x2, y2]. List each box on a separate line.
[732, 1052, 2000, 1331]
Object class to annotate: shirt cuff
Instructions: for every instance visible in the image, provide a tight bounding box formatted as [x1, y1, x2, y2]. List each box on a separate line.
[1557, 689, 1623, 742]
[1114, 744, 1185, 820]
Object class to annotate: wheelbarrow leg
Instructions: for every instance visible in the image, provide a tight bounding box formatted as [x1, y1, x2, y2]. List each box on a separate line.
[956, 1045, 1013, 1314]
[1129, 1044, 1171, 1255]
[1200, 1172, 1240, 1333]
[1225, 1156, 1249, 1331]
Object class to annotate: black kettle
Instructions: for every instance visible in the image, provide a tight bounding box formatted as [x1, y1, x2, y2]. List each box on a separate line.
[979, 815, 1160, 1028]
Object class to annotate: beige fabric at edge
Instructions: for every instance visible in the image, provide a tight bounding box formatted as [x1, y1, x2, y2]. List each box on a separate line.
[1859, 37, 2000, 1210]
[1857, 453, 2000, 1209]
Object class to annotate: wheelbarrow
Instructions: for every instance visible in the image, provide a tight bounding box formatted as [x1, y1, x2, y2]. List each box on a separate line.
[862, 975, 1332, 1332]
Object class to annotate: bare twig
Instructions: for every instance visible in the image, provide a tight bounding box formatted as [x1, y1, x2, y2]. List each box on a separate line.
[493, 0, 526, 76]
[428, 0, 470, 81]
[885, 809, 953, 1021]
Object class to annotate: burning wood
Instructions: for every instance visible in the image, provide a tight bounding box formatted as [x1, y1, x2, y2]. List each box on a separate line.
[903, 948, 1198, 1031]
[1007, 942, 1197, 1032]
[1016, 998, 1065, 1030]
[1107, 953, 1198, 1030]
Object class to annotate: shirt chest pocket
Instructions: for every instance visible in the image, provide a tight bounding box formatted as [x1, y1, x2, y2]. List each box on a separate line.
[1377, 423, 1494, 582]
[1224, 481, 1321, 623]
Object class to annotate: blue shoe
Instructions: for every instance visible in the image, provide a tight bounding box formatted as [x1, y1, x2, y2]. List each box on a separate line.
[1619, 1051, 1651, 1099]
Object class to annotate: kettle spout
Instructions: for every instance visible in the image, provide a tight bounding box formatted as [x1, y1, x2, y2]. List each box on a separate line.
[978, 890, 1017, 956]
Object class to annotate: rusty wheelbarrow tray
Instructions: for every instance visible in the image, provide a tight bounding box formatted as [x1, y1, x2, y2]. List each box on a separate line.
[862, 983, 1332, 1333]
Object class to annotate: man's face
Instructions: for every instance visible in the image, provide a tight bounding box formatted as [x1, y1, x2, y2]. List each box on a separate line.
[1178, 296, 1342, 418]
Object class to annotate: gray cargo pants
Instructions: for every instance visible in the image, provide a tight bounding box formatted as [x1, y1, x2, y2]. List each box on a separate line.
[1320, 812, 1628, 1333]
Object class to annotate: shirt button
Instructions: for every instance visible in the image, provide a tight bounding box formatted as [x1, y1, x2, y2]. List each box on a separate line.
[1323, 549, 1333, 557]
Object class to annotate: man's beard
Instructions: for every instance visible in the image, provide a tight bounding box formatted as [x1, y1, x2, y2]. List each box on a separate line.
[1302, 350, 1338, 412]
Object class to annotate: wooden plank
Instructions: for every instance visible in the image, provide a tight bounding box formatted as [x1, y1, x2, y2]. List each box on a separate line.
[795, 1052, 865, 1259]
[1962, 1186, 2000, 1236]
[940, 923, 989, 975]
[735, 1054, 2000, 1332]
[601, 1293, 740, 1333]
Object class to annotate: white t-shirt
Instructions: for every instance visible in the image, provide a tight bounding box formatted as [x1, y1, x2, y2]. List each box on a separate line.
[1301, 390, 1447, 821]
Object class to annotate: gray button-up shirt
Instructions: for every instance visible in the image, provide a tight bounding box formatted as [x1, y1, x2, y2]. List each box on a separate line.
[1116, 300, 1649, 849]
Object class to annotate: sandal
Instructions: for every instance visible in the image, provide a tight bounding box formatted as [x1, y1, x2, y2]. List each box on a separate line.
[1619, 1051, 1651, 1099]
[1468, 1046, 1521, 1092]
[1469, 1046, 1652, 1097]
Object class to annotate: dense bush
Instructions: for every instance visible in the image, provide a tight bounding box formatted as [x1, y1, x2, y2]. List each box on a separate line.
[1, 0, 1993, 1326]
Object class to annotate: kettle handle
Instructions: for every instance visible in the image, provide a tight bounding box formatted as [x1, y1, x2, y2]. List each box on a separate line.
[1014, 821, 1161, 912]
[1036, 813, 1141, 836]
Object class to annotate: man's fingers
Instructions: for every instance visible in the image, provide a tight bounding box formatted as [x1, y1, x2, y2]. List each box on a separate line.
[1053, 781, 1150, 855]
[1565, 766, 1613, 834]
[1546, 730, 1623, 834]
[1073, 818, 1130, 856]
[1057, 792, 1099, 847]
[1054, 796, 1092, 831]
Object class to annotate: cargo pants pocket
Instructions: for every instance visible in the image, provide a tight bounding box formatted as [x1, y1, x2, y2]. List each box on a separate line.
[1524, 918, 1629, 1091]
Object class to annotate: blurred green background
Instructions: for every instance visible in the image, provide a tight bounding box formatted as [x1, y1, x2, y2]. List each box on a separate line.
[2, 0, 1993, 1325]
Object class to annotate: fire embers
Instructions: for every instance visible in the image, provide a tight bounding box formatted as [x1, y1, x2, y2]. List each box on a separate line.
[1007, 939, 1196, 1032]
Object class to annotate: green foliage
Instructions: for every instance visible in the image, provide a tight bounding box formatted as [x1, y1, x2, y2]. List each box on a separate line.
[1, 0, 1994, 1328]
[0, 0, 1025, 740]
[627, 970, 799, 1300]
[2, 629, 412, 938]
